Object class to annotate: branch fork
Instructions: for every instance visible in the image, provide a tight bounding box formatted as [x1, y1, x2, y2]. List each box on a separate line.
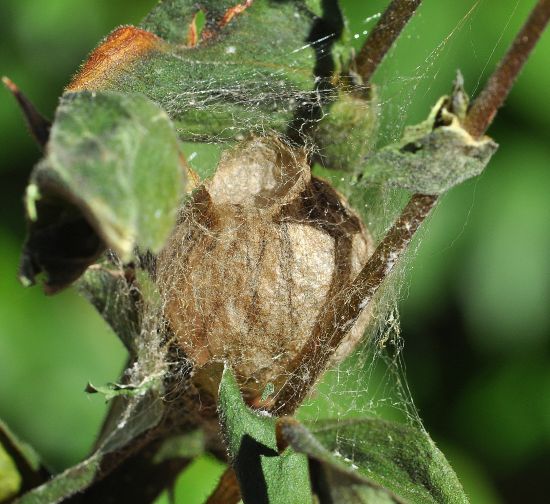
[272, 0, 550, 415]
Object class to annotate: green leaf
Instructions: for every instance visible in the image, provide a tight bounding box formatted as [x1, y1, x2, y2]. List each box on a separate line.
[363, 78, 497, 195]
[277, 418, 403, 504]
[0, 444, 21, 502]
[218, 365, 312, 504]
[20, 91, 184, 292]
[0, 420, 47, 502]
[69, 0, 344, 143]
[278, 417, 469, 504]
[16, 456, 100, 504]
[17, 385, 166, 503]
[17, 288, 168, 503]
[85, 382, 145, 402]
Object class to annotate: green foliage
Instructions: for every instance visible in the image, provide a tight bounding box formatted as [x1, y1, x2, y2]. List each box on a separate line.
[218, 366, 312, 504]
[105, 0, 338, 142]
[17, 456, 100, 504]
[218, 366, 467, 503]
[20, 91, 184, 292]
[364, 85, 497, 195]
[283, 418, 468, 504]
[14, 260, 167, 502]
[16, 384, 166, 502]
[0, 444, 21, 502]
[278, 417, 403, 503]
[2, 0, 548, 502]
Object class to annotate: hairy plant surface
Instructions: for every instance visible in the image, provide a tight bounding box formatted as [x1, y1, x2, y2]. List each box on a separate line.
[1, 0, 548, 503]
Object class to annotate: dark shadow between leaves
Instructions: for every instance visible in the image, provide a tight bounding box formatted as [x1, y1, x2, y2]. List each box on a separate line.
[235, 434, 278, 504]
[20, 194, 105, 294]
[308, 458, 335, 504]
[286, 0, 344, 144]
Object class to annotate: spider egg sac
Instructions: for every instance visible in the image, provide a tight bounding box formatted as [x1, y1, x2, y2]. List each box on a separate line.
[157, 136, 374, 402]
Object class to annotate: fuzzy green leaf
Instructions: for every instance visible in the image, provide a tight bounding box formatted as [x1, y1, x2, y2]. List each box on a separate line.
[71, 0, 343, 143]
[16, 456, 100, 504]
[20, 91, 184, 292]
[364, 79, 498, 195]
[218, 365, 312, 504]
[278, 417, 469, 504]
[85, 382, 144, 401]
[17, 385, 165, 503]
[17, 285, 168, 503]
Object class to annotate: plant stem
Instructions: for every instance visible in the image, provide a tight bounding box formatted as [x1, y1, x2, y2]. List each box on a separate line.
[273, 0, 550, 415]
[205, 468, 241, 504]
[464, 0, 550, 138]
[274, 194, 436, 414]
[355, 0, 422, 84]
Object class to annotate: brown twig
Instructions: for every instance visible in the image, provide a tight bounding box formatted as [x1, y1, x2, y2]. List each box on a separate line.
[205, 467, 241, 504]
[2, 76, 51, 148]
[464, 0, 550, 138]
[273, 195, 436, 414]
[355, 0, 422, 84]
[273, 0, 550, 415]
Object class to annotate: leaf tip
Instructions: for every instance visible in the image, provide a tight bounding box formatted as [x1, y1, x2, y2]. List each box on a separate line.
[2, 75, 17, 93]
[18, 275, 34, 288]
[2, 76, 51, 147]
[66, 26, 163, 92]
[84, 383, 98, 394]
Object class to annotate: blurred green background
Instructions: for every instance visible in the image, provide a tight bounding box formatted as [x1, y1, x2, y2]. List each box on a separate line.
[0, 1, 549, 502]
